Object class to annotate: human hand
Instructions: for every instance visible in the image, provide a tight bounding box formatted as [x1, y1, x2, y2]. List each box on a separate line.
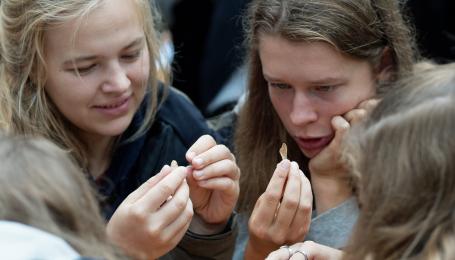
[185, 135, 240, 235]
[106, 165, 193, 260]
[309, 99, 379, 213]
[245, 160, 312, 259]
[266, 241, 343, 260]
[310, 98, 379, 176]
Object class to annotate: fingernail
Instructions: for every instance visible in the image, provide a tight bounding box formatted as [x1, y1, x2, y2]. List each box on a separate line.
[334, 116, 350, 129]
[279, 159, 290, 170]
[194, 170, 204, 179]
[162, 165, 170, 171]
[193, 157, 203, 167]
[171, 160, 178, 168]
[186, 151, 196, 160]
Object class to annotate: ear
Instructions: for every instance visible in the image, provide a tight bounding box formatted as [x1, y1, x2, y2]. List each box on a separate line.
[375, 47, 395, 82]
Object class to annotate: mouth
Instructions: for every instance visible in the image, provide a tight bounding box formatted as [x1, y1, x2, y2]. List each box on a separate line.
[295, 135, 334, 156]
[94, 97, 130, 109]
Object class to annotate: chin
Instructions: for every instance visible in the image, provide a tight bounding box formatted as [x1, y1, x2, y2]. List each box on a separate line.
[301, 148, 323, 159]
[101, 118, 134, 137]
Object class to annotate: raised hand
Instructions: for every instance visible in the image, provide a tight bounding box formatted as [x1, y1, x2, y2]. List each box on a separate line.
[185, 135, 240, 235]
[245, 160, 313, 259]
[309, 98, 379, 213]
[106, 165, 193, 259]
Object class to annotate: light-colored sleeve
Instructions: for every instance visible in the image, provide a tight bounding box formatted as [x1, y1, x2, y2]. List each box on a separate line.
[305, 197, 359, 249]
[0, 221, 80, 260]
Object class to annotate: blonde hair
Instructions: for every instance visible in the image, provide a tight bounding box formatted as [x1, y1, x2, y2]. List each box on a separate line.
[0, 0, 168, 169]
[343, 63, 455, 260]
[0, 134, 127, 259]
[235, 0, 418, 213]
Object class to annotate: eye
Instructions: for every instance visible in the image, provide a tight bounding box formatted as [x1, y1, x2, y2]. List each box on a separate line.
[121, 50, 141, 61]
[269, 82, 291, 90]
[314, 85, 335, 92]
[70, 64, 97, 75]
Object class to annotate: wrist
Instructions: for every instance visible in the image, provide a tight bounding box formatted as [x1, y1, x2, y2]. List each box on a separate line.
[188, 213, 230, 236]
[245, 240, 270, 260]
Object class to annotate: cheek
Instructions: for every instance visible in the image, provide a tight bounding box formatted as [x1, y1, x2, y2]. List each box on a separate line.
[132, 58, 150, 82]
[268, 87, 291, 114]
[45, 75, 84, 107]
[331, 84, 376, 116]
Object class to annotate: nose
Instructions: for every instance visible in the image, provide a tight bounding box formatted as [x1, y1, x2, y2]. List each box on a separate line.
[289, 91, 318, 126]
[101, 62, 131, 93]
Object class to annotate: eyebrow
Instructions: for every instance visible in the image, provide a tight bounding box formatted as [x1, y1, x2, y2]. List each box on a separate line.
[62, 37, 145, 66]
[264, 73, 345, 84]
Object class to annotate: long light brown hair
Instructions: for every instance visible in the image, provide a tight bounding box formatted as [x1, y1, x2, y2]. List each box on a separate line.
[0, 0, 167, 169]
[343, 63, 455, 260]
[235, 0, 418, 213]
[0, 134, 128, 259]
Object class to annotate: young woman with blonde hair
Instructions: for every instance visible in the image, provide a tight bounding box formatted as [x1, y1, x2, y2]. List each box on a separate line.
[234, 0, 417, 258]
[0, 0, 239, 258]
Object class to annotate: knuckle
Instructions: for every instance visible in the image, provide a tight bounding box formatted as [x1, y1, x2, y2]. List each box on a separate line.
[253, 227, 268, 240]
[304, 240, 316, 248]
[261, 192, 281, 206]
[217, 144, 229, 153]
[173, 198, 187, 211]
[186, 206, 194, 219]
[158, 183, 174, 196]
[202, 134, 216, 145]
[282, 198, 299, 210]
[129, 206, 147, 223]
[300, 203, 312, 214]
[146, 225, 161, 240]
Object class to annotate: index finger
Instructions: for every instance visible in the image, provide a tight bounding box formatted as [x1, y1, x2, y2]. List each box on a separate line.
[185, 135, 217, 163]
[252, 160, 291, 226]
[136, 167, 188, 211]
[126, 164, 172, 203]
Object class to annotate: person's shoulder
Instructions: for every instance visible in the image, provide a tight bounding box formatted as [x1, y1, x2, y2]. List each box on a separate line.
[0, 221, 80, 259]
[155, 86, 216, 146]
[158, 86, 204, 120]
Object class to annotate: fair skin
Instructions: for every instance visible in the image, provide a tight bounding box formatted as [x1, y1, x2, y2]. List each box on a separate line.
[244, 34, 380, 259]
[266, 241, 343, 260]
[43, 0, 239, 259]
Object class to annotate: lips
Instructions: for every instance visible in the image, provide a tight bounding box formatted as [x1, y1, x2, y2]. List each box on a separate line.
[92, 96, 131, 117]
[295, 134, 334, 157]
[94, 97, 129, 109]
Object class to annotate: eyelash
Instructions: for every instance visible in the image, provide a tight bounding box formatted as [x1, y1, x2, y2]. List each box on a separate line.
[269, 82, 291, 89]
[73, 64, 97, 75]
[71, 50, 142, 75]
[313, 85, 335, 92]
[121, 50, 141, 61]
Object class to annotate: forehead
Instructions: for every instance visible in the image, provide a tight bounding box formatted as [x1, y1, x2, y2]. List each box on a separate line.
[258, 34, 372, 82]
[44, 0, 143, 54]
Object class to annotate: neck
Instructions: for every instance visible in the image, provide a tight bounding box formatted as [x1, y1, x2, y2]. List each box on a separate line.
[81, 133, 115, 179]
